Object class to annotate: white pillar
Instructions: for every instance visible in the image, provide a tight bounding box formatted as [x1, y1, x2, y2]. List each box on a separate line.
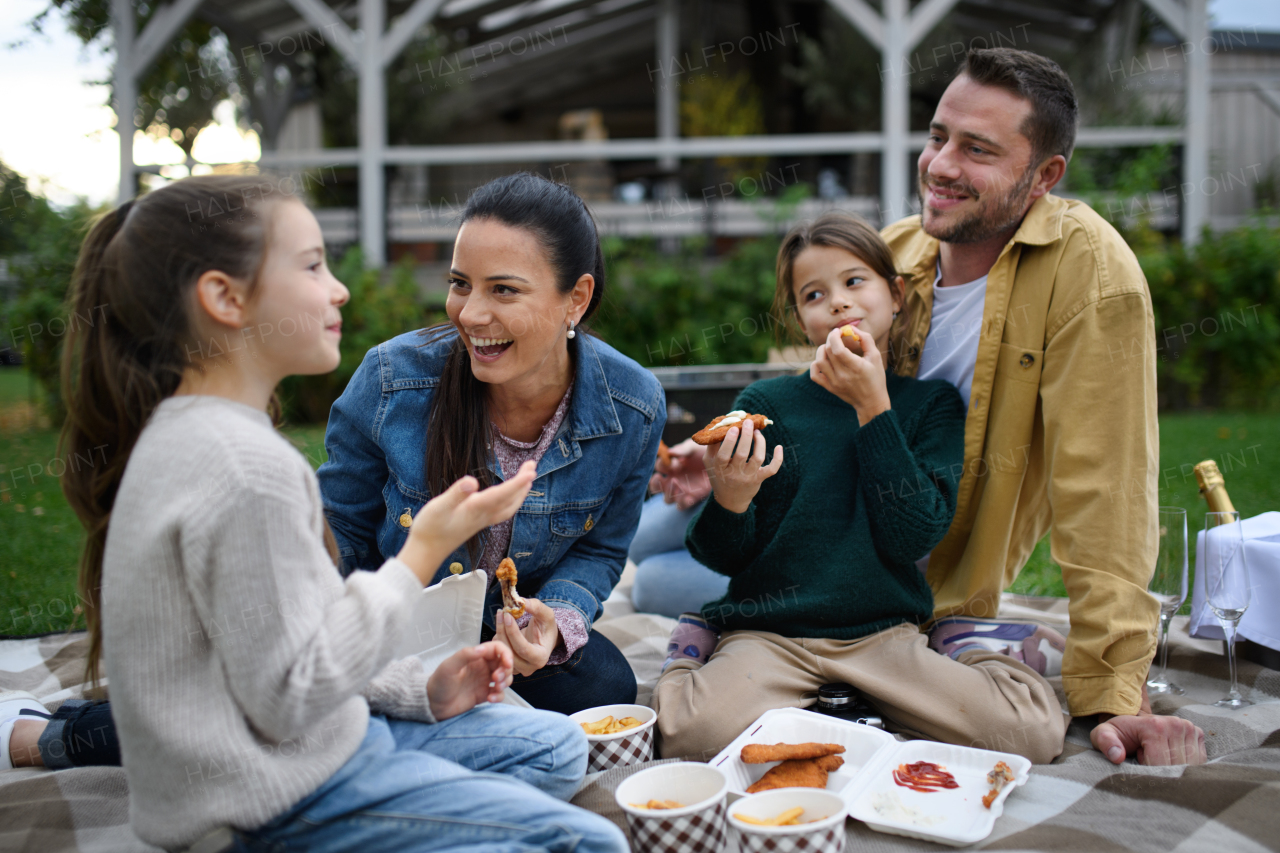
[113, 0, 136, 204]
[880, 0, 909, 225]
[656, 0, 679, 172]
[359, 0, 387, 266]
[1182, 0, 1209, 245]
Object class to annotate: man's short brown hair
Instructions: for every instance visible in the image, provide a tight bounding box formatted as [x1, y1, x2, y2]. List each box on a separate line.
[956, 48, 1078, 166]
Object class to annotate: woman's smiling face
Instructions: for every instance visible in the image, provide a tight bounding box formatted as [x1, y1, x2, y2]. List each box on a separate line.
[446, 217, 589, 387]
[791, 244, 902, 353]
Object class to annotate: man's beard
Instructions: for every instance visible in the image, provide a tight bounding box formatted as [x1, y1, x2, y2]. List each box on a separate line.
[919, 165, 1037, 244]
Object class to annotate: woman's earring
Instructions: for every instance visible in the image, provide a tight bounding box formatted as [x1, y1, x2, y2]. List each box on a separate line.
[567, 321, 576, 340]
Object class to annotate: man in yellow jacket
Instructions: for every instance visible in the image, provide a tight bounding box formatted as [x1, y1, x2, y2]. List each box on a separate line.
[883, 47, 1205, 766]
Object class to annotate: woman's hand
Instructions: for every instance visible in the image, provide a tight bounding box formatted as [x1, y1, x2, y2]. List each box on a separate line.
[426, 641, 514, 721]
[649, 437, 711, 509]
[397, 460, 537, 585]
[494, 598, 560, 676]
[810, 327, 891, 426]
[703, 418, 783, 514]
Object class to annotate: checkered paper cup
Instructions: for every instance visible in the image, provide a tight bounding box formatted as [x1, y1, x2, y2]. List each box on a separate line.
[615, 762, 730, 853]
[727, 789, 848, 853]
[569, 704, 658, 773]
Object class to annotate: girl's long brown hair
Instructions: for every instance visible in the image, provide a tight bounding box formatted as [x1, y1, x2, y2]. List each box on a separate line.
[59, 175, 319, 686]
[772, 211, 910, 372]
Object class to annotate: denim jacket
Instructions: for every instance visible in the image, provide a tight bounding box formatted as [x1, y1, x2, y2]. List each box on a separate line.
[318, 329, 666, 631]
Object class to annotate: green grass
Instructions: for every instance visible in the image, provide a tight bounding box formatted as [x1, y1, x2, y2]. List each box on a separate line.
[3, 361, 1278, 633]
[0, 368, 36, 407]
[0, 392, 330, 635]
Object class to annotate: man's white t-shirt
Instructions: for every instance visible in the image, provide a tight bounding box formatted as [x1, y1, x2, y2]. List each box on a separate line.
[915, 265, 988, 409]
[914, 265, 988, 574]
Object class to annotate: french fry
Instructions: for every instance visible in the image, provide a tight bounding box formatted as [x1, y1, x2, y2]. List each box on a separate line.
[734, 807, 806, 826]
[579, 715, 644, 735]
[580, 716, 615, 734]
[631, 800, 684, 810]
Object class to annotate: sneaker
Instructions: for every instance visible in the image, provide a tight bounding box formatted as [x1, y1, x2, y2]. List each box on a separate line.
[929, 617, 1067, 677]
[0, 689, 51, 770]
[662, 613, 722, 671]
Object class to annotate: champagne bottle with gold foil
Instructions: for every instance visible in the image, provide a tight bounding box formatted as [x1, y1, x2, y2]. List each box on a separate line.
[1194, 460, 1236, 515]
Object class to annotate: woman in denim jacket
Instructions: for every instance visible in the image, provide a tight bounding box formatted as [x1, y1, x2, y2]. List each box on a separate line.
[318, 173, 665, 714]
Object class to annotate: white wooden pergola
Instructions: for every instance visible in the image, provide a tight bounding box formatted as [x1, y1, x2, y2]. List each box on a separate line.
[114, 0, 1214, 265]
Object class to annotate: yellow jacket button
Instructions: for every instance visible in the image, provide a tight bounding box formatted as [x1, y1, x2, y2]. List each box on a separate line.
[449, 562, 464, 575]
[584, 516, 594, 531]
[1019, 353, 1036, 368]
[399, 513, 413, 528]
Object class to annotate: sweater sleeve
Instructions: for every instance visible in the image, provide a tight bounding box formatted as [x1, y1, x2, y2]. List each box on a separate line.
[854, 384, 966, 567]
[362, 657, 437, 723]
[684, 387, 789, 575]
[184, 473, 424, 743]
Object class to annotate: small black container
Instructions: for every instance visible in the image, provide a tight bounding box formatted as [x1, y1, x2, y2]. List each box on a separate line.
[807, 682, 884, 728]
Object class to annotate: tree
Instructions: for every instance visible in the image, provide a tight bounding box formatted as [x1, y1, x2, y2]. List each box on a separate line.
[28, 1, 458, 156]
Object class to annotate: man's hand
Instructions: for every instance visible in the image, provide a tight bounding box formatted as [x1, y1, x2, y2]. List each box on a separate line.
[1091, 712, 1206, 766]
[426, 641, 513, 720]
[703, 418, 783, 514]
[810, 327, 890, 426]
[494, 598, 560, 676]
[649, 438, 711, 509]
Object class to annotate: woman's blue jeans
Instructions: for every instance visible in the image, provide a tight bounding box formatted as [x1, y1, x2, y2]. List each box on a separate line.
[234, 705, 628, 853]
[628, 495, 728, 618]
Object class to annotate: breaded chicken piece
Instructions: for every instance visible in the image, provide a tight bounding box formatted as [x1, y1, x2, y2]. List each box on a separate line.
[982, 761, 1015, 808]
[745, 754, 844, 793]
[496, 557, 525, 619]
[740, 742, 846, 763]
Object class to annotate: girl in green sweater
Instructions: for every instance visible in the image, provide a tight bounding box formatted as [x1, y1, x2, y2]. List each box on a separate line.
[652, 212, 1066, 764]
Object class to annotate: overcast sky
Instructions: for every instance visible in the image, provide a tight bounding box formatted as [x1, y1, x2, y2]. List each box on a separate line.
[1, 0, 1278, 207]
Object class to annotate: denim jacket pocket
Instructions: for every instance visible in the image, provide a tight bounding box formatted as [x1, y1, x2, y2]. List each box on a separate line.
[550, 500, 606, 539]
[378, 475, 430, 560]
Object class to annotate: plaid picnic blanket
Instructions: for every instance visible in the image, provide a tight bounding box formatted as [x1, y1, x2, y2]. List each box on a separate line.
[3, 593, 1278, 852]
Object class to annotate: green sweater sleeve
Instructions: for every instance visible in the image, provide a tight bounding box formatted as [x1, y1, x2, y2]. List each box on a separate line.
[854, 383, 965, 566]
[685, 388, 789, 575]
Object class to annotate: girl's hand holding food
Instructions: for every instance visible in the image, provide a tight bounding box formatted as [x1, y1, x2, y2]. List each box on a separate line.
[397, 460, 537, 585]
[810, 326, 891, 426]
[426, 641, 514, 720]
[703, 418, 783, 514]
[495, 598, 560, 676]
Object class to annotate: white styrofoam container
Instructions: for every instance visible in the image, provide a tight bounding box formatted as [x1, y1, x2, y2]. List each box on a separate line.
[844, 738, 1031, 846]
[709, 708, 1031, 847]
[394, 568, 531, 709]
[711, 708, 899, 800]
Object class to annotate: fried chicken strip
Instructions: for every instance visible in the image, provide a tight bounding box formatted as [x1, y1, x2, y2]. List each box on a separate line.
[740, 742, 847, 763]
[745, 754, 844, 793]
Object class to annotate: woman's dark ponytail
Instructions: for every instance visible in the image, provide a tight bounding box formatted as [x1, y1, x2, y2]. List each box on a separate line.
[423, 173, 606, 560]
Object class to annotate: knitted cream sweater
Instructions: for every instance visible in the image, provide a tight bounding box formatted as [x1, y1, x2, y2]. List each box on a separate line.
[102, 395, 432, 850]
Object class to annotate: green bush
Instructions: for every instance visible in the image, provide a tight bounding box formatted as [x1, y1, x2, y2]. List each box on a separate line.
[591, 235, 783, 368]
[4, 180, 100, 424]
[1139, 218, 1280, 410]
[278, 250, 445, 424]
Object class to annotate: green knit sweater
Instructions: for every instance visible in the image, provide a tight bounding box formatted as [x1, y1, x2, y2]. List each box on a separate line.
[689, 372, 965, 639]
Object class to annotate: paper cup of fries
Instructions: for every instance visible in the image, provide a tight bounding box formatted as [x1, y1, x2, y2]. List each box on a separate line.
[615, 762, 729, 853]
[569, 703, 658, 773]
[728, 789, 848, 853]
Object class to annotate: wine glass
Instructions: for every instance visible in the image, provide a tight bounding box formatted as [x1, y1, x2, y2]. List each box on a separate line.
[1203, 511, 1252, 709]
[1147, 507, 1188, 695]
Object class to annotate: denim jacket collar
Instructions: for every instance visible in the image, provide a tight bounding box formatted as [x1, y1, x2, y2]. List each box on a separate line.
[563, 334, 624, 441]
[481, 333, 623, 483]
